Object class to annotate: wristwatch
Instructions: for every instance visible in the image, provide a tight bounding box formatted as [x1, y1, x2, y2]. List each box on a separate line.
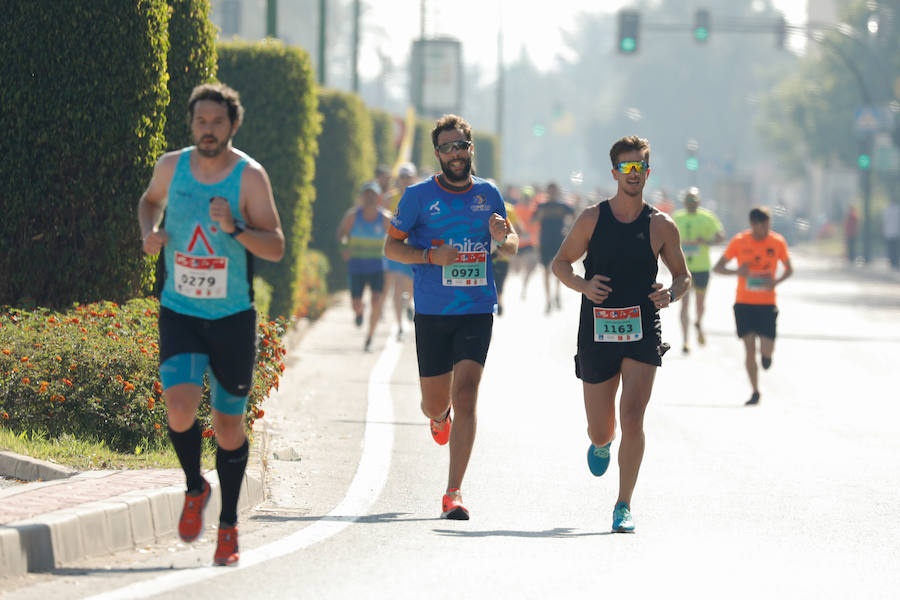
[229, 219, 246, 238]
[668, 289, 676, 303]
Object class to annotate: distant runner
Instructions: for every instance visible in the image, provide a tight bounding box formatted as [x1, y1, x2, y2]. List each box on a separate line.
[713, 206, 793, 405]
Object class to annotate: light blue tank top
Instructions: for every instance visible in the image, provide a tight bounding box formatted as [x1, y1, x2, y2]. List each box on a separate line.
[160, 148, 254, 319]
[347, 208, 387, 274]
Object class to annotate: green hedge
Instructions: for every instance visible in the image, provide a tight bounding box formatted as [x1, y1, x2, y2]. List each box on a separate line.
[0, 2, 170, 307]
[164, 0, 218, 150]
[473, 130, 500, 182]
[411, 118, 439, 175]
[311, 90, 375, 289]
[217, 41, 321, 319]
[370, 108, 398, 169]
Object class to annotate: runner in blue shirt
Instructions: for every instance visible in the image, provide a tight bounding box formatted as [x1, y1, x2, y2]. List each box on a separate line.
[385, 114, 518, 520]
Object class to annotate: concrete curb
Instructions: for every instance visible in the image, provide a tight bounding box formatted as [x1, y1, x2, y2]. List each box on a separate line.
[0, 450, 78, 482]
[0, 426, 267, 576]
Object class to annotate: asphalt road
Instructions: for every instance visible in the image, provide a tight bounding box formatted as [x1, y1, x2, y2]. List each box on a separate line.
[5, 251, 900, 600]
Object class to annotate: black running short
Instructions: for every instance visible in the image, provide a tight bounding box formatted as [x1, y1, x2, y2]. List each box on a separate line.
[692, 270, 710, 291]
[574, 338, 663, 384]
[539, 238, 564, 266]
[414, 313, 493, 377]
[158, 307, 257, 397]
[734, 303, 778, 339]
[349, 271, 384, 298]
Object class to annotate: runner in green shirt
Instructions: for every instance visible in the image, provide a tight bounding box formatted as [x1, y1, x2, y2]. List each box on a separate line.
[672, 187, 724, 353]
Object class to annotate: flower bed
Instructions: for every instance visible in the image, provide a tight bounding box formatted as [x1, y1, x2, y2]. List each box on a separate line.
[0, 298, 287, 453]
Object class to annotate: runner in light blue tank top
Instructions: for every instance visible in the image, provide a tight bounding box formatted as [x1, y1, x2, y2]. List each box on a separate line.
[160, 148, 254, 320]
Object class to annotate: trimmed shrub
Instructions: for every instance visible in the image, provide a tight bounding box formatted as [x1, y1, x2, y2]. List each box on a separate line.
[164, 0, 218, 150]
[473, 130, 501, 182]
[217, 40, 321, 319]
[370, 108, 398, 169]
[0, 300, 287, 452]
[411, 118, 439, 175]
[0, 2, 170, 307]
[311, 90, 375, 289]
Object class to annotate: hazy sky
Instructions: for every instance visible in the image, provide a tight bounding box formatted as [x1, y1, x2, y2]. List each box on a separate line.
[359, 0, 808, 79]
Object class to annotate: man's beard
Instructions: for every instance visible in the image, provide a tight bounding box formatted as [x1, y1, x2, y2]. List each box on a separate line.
[440, 156, 472, 183]
[195, 134, 230, 158]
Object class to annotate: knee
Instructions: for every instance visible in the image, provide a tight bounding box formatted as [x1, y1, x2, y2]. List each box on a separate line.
[619, 409, 645, 437]
[214, 423, 247, 450]
[587, 422, 615, 447]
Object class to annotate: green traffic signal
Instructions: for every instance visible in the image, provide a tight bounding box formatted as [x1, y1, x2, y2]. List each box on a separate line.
[694, 27, 708, 41]
[620, 37, 636, 52]
[532, 124, 546, 137]
[694, 8, 710, 43]
[858, 153, 871, 170]
[617, 10, 640, 54]
[686, 157, 699, 171]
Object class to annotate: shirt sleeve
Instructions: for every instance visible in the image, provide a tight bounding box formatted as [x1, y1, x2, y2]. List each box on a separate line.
[388, 187, 418, 240]
[723, 236, 739, 260]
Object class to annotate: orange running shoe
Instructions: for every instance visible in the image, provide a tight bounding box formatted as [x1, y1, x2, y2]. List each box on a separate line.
[430, 409, 451, 446]
[178, 479, 211, 543]
[213, 526, 239, 566]
[441, 488, 469, 520]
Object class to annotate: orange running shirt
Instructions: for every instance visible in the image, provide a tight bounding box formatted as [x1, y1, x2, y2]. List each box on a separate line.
[722, 230, 790, 305]
[513, 202, 539, 248]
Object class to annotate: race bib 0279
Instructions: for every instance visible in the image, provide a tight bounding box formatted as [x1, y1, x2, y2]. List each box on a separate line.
[174, 251, 228, 299]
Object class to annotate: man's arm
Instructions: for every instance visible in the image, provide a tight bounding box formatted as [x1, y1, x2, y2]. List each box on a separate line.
[655, 214, 691, 306]
[775, 256, 794, 286]
[217, 165, 284, 262]
[712, 253, 738, 275]
[138, 152, 179, 255]
[551, 206, 611, 304]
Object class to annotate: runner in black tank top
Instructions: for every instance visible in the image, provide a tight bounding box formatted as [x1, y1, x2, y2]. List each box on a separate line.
[550, 136, 691, 534]
[576, 200, 663, 363]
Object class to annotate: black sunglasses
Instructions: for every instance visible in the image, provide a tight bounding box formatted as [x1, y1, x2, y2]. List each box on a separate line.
[435, 140, 472, 153]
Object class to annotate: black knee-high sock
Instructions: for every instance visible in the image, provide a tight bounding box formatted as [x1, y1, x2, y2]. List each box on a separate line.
[168, 420, 205, 494]
[217, 439, 249, 527]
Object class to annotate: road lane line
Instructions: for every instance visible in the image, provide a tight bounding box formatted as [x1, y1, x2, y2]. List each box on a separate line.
[87, 331, 402, 599]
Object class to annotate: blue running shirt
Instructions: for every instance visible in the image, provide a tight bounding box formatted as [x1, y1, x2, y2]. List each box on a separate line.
[389, 175, 507, 315]
[347, 207, 387, 274]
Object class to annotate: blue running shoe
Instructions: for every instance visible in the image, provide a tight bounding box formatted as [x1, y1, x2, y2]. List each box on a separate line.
[587, 442, 611, 476]
[612, 501, 635, 533]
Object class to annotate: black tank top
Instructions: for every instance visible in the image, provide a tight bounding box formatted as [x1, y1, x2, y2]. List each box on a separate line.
[577, 200, 661, 350]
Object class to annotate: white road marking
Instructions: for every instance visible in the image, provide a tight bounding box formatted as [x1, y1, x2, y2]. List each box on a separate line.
[87, 332, 402, 600]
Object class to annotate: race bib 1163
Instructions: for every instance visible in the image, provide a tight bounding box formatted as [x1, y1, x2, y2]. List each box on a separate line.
[593, 306, 643, 342]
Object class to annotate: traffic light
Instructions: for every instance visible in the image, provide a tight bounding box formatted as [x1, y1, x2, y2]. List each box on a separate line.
[618, 10, 640, 54]
[775, 14, 786, 49]
[694, 9, 710, 43]
[858, 153, 871, 170]
[685, 139, 700, 171]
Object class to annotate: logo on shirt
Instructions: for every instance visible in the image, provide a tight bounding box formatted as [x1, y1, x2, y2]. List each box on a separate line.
[428, 200, 442, 215]
[187, 224, 214, 254]
[470, 194, 492, 212]
[447, 237, 490, 252]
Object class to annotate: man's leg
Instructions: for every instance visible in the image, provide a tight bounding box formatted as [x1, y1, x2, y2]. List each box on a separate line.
[446, 360, 483, 490]
[542, 265, 553, 313]
[166, 382, 204, 492]
[759, 336, 775, 370]
[742, 334, 760, 397]
[583, 375, 620, 449]
[385, 271, 402, 330]
[616, 359, 656, 507]
[694, 289, 708, 345]
[680, 292, 691, 352]
[366, 290, 385, 346]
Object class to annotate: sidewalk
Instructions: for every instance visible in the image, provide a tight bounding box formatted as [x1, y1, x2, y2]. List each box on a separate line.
[0, 335, 285, 577]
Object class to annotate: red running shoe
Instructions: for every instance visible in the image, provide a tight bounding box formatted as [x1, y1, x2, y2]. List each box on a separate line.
[178, 479, 211, 543]
[429, 410, 451, 446]
[441, 488, 470, 520]
[213, 526, 239, 566]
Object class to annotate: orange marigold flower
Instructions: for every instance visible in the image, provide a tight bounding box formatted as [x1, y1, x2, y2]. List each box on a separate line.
[1, 349, 10, 355]
[201, 428, 215, 438]
[69, 364, 77, 371]
[47, 317, 57, 323]
[20, 356, 29, 362]
[22, 377, 31, 384]
[1, 412, 8, 420]
[153, 381, 163, 394]
[57, 395, 65, 402]
[123, 381, 135, 392]
[256, 409, 265, 419]
[278, 362, 285, 373]
[55, 355, 62, 361]
[115, 374, 124, 382]
[39, 382, 49, 393]
[62, 378, 73, 386]
[154, 423, 161, 429]
[81, 327, 87, 333]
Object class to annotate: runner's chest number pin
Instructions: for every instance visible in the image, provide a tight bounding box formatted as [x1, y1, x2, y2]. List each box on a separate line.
[594, 306, 643, 342]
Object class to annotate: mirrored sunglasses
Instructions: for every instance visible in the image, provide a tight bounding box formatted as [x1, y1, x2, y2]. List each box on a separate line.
[616, 160, 649, 174]
[435, 140, 472, 153]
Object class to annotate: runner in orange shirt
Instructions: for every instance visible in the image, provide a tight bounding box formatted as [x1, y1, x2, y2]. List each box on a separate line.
[512, 187, 540, 298]
[713, 206, 793, 406]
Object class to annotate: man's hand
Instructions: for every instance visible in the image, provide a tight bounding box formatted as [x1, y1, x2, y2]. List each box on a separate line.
[581, 274, 612, 304]
[489, 212, 511, 244]
[737, 263, 751, 277]
[430, 244, 459, 266]
[209, 196, 237, 233]
[648, 282, 671, 309]
[142, 229, 169, 256]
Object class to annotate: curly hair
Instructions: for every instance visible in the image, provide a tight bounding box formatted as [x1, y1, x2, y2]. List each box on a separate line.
[187, 83, 245, 126]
